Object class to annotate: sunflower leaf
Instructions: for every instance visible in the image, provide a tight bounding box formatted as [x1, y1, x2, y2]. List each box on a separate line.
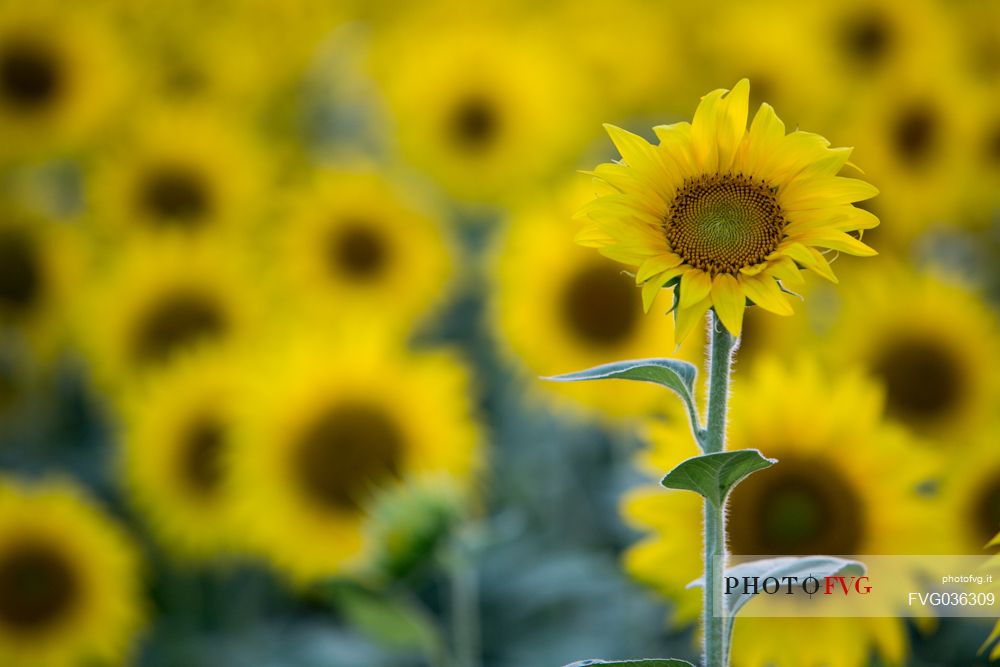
[660, 449, 776, 507]
[563, 660, 696, 667]
[543, 359, 699, 433]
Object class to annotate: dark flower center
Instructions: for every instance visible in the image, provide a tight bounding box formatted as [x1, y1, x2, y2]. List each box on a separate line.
[871, 336, 963, 430]
[560, 262, 640, 346]
[327, 221, 389, 281]
[841, 11, 892, 66]
[666, 173, 785, 276]
[892, 104, 938, 167]
[139, 166, 212, 227]
[179, 415, 226, 497]
[729, 455, 865, 555]
[0, 228, 42, 315]
[972, 470, 1000, 550]
[0, 541, 78, 632]
[293, 402, 403, 513]
[131, 290, 227, 366]
[448, 94, 500, 152]
[0, 40, 62, 112]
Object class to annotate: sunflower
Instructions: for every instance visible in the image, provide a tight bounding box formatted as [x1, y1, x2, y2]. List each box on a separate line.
[825, 59, 978, 247]
[937, 429, 1000, 556]
[577, 79, 878, 342]
[623, 357, 947, 667]
[76, 236, 259, 392]
[370, 2, 591, 202]
[88, 108, 266, 239]
[686, 1, 844, 130]
[819, 262, 1000, 443]
[492, 179, 703, 419]
[229, 334, 481, 583]
[275, 169, 453, 333]
[0, 477, 143, 667]
[119, 349, 243, 561]
[0, 203, 84, 362]
[0, 1, 123, 161]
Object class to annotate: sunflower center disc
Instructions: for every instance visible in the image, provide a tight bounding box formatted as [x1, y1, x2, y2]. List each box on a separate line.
[448, 94, 500, 152]
[560, 262, 639, 346]
[729, 455, 865, 555]
[0, 229, 41, 314]
[665, 173, 785, 276]
[132, 290, 227, 365]
[140, 166, 212, 226]
[872, 336, 963, 427]
[294, 402, 403, 512]
[0, 41, 61, 111]
[329, 222, 389, 280]
[180, 416, 226, 497]
[0, 541, 78, 631]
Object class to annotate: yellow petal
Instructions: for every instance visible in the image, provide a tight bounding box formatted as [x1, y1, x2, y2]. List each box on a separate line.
[790, 230, 878, 256]
[679, 268, 712, 308]
[766, 255, 805, 287]
[738, 274, 793, 316]
[674, 296, 711, 346]
[603, 124, 674, 202]
[690, 88, 725, 173]
[780, 242, 838, 283]
[717, 78, 749, 173]
[653, 121, 697, 179]
[781, 176, 880, 211]
[737, 103, 784, 175]
[710, 273, 745, 336]
[641, 273, 666, 312]
[637, 253, 684, 283]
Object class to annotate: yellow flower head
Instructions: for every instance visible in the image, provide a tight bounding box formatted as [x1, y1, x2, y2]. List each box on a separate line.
[578, 79, 879, 341]
[0, 477, 144, 667]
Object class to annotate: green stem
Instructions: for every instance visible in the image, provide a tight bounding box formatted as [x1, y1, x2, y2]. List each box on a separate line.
[449, 533, 481, 667]
[702, 310, 737, 667]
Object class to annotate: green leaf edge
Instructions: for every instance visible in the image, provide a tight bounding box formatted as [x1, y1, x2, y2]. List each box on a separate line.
[543, 358, 699, 435]
[562, 660, 696, 667]
[660, 449, 777, 507]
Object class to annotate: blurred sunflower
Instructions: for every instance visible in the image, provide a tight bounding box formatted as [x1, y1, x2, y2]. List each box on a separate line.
[937, 430, 1000, 555]
[492, 179, 702, 419]
[623, 358, 946, 667]
[828, 61, 977, 247]
[544, 0, 683, 116]
[802, 0, 960, 85]
[0, 477, 143, 667]
[820, 263, 1000, 442]
[0, 203, 83, 362]
[77, 236, 258, 391]
[0, 1, 123, 161]
[578, 79, 878, 341]
[276, 169, 452, 333]
[230, 335, 481, 583]
[119, 349, 242, 561]
[89, 109, 266, 239]
[688, 0, 840, 128]
[371, 3, 590, 202]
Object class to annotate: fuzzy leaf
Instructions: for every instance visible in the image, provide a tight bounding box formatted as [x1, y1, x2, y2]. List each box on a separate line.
[544, 359, 699, 431]
[660, 449, 776, 507]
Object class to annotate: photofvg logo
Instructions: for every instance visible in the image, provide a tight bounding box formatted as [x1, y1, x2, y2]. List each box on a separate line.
[724, 573, 872, 597]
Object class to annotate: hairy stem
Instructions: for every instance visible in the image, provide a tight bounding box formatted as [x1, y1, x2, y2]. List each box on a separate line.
[703, 310, 737, 667]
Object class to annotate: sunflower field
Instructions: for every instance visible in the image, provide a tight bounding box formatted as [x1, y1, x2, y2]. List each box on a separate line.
[0, 1, 998, 666]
